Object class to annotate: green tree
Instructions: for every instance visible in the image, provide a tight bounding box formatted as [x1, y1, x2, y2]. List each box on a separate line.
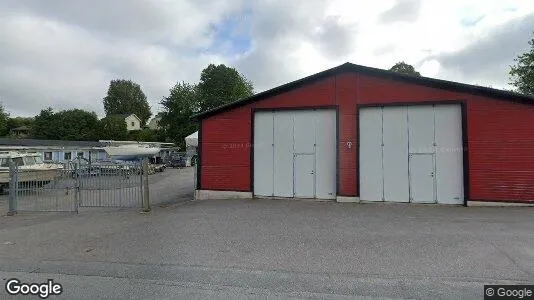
[6, 117, 34, 132]
[510, 32, 534, 96]
[159, 82, 199, 148]
[137, 128, 159, 142]
[0, 104, 10, 136]
[159, 64, 254, 147]
[197, 64, 254, 111]
[99, 115, 128, 140]
[54, 109, 100, 141]
[127, 128, 159, 142]
[389, 61, 421, 76]
[103, 79, 152, 126]
[31, 108, 55, 139]
[31, 108, 100, 140]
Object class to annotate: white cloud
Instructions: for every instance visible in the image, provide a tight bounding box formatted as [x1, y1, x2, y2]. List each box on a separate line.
[0, 0, 533, 118]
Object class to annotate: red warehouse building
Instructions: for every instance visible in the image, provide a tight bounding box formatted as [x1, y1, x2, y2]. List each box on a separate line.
[193, 63, 534, 206]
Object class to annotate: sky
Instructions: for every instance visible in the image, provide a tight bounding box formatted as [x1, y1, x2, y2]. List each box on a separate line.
[0, 0, 533, 119]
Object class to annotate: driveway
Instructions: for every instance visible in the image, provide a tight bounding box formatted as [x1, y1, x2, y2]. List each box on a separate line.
[149, 166, 194, 205]
[0, 199, 533, 299]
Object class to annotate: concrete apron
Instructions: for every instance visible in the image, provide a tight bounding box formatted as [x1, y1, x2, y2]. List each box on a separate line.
[195, 190, 534, 207]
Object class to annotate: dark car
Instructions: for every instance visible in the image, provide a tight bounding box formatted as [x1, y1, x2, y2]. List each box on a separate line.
[167, 156, 186, 168]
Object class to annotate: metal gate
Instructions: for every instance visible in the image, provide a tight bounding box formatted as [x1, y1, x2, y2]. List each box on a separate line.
[76, 161, 143, 208]
[7, 159, 145, 214]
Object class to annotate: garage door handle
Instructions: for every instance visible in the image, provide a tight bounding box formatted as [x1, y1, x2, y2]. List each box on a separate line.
[430, 172, 434, 177]
[309, 171, 315, 175]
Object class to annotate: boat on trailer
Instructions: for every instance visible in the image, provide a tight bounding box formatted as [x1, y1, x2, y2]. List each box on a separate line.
[103, 144, 160, 161]
[0, 151, 64, 193]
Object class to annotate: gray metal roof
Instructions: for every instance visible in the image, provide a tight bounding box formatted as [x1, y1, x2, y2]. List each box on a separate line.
[0, 138, 103, 148]
[105, 114, 129, 119]
[0, 138, 178, 150]
[193, 62, 534, 120]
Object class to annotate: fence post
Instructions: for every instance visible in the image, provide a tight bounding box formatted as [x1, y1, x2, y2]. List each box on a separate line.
[7, 162, 18, 216]
[194, 164, 197, 190]
[74, 157, 80, 213]
[142, 157, 151, 212]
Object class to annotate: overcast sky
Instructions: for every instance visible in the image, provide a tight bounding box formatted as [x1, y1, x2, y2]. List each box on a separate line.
[1, 0, 533, 118]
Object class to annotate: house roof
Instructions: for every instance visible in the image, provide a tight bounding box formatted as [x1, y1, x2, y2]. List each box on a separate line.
[148, 116, 161, 124]
[0, 138, 103, 148]
[11, 126, 31, 131]
[107, 113, 140, 121]
[192, 62, 534, 120]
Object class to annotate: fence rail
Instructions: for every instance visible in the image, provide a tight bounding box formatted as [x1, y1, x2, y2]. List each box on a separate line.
[6, 158, 149, 214]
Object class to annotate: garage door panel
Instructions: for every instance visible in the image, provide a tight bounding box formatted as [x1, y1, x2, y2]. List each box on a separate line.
[435, 105, 464, 204]
[359, 108, 384, 201]
[408, 106, 435, 153]
[255, 109, 336, 199]
[253, 112, 274, 196]
[359, 104, 463, 205]
[315, 110, 337, 199]
[294, 111, 316, 153]
[273, 111, 294, 197]
[383, 107, 409, 203]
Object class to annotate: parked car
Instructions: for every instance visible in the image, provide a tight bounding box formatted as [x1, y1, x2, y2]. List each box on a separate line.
[68, 158, 100, 178]
[153, 164, 166, 172]
[68, 159, 138, 177]
[167, 156, 186, 168]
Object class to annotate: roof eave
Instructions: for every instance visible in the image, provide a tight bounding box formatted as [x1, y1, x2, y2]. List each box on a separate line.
[191, 62, 534, 120]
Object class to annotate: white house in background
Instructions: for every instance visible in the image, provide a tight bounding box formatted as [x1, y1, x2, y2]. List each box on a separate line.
[109, 114, 141, 131]
[148, 115, 162, 130]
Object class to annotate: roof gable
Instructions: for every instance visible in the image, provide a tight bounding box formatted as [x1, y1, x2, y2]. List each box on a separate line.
[107, 113, 140, 121]
[126, 114, 141, 122]
[193, 62, 534, 120]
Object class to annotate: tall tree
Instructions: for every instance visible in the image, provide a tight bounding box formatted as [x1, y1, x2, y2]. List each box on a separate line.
[510, 32, 534, 96]
[159, 82, 199, 148]
[31, 108, 100, 141]
[99, 115, 128, 140]
[197, 64, 254, 111]
[103, 79, 152, 126]
[6, 117, 34, 132]
[159, 64, 254, 148]
[54, 109, 100, 141]
[31, 107, 55, 139]
[128, 128, 159, 142]
[389, 61, 421, 76]
[0, 104, 9, 136]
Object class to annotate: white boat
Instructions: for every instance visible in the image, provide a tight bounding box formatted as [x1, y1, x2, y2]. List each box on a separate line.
[103, 144, 160, 161]
[0, 152, 64, 192]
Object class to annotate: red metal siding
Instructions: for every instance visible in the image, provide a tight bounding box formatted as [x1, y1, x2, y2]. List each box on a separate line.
[201, 71, 534, 203]
[201, 108, 251, 191]
[467, 96, 534, 202]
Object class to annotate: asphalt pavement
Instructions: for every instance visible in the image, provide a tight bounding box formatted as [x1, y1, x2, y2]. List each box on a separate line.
[1, 194, 533, 299]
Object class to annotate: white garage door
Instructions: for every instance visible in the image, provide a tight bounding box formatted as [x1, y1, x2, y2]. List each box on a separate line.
[359, 104, 464, 205]
[254, 109, 336, 199]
